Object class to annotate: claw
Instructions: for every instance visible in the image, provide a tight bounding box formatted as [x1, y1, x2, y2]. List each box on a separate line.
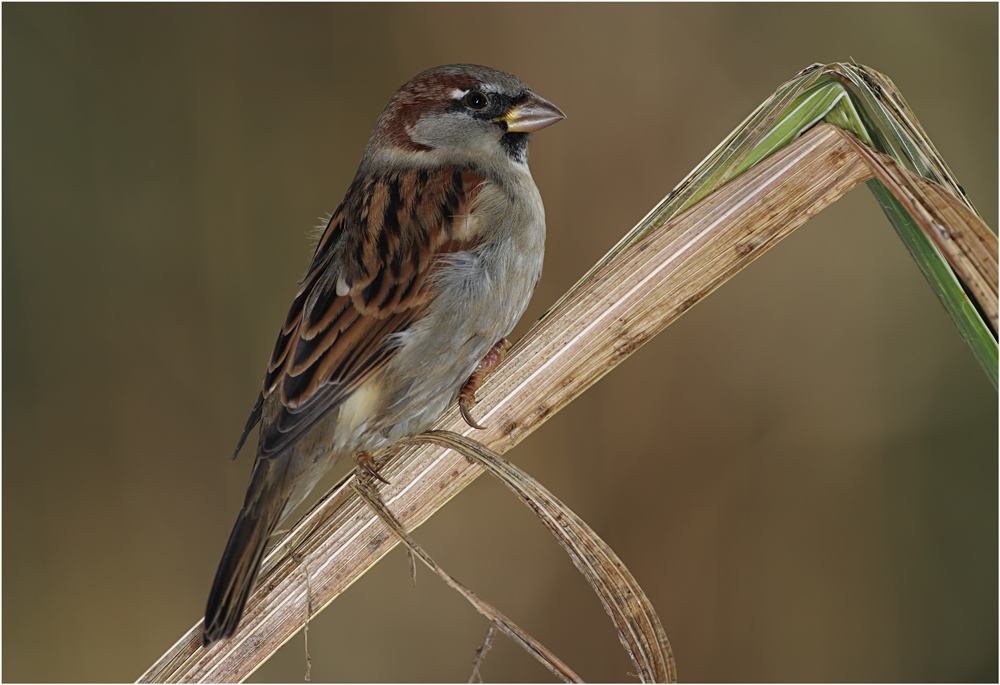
[354, 451, 390, 484]
[458, 338, 512, 430]
[459, 401, 486, 430]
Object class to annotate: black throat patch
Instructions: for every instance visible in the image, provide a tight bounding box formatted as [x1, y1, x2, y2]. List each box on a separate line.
[500, 131, 530, 163]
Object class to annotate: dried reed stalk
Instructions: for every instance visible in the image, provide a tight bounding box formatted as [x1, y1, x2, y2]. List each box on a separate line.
[351, 475, 585, 684]
[139, 123, 874, 683]
[409, 430, 677, 682]
[839, 135, 998, 333]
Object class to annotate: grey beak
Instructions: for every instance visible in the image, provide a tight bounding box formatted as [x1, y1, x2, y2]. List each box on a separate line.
[504, 93, 566, 133]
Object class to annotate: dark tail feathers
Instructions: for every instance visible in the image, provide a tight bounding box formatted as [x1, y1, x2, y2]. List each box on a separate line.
[203, 461, 288, 647]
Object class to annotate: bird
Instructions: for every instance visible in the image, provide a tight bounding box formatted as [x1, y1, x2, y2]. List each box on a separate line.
[202, 64, 564, 646]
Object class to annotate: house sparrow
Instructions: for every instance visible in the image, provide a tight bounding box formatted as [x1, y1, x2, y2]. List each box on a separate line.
[203, 64, 564, 646]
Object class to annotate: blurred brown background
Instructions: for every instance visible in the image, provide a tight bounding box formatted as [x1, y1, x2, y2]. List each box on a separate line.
[4, 4, 997, 682]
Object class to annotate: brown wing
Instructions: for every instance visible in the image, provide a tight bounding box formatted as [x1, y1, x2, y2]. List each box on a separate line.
[234, 167, 486, 459]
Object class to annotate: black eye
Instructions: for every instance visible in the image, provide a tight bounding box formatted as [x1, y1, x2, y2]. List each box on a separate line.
[463, 91, 489, 110]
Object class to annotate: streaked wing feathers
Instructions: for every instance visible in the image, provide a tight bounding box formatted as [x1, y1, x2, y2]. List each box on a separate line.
[241, 167, 485, 458]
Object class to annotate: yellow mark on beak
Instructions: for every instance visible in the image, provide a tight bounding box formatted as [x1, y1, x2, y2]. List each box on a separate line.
[503, 93, 566, 133]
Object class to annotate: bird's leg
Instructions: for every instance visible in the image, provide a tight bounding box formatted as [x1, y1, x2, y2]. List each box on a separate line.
[458, 338, 512, 430]
[354, 451, 390, 485]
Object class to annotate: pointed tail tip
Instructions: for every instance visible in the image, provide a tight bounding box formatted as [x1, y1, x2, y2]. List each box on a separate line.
[201, 620, 231, 648]
[203, 589, 247, 648]
[203, 504, 280, 649]
[203, 456, 290, 648]
[202, 609, 232, 648]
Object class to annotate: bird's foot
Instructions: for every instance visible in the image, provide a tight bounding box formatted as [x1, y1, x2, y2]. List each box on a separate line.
[354, 451, 390, 484]
[458, 338, 512, 430]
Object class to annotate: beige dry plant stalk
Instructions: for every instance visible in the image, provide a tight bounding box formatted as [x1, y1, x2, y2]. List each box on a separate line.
[351, 473, 586, 684]
[404, 429, 678, 682]
[139, 121, 899, 683]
